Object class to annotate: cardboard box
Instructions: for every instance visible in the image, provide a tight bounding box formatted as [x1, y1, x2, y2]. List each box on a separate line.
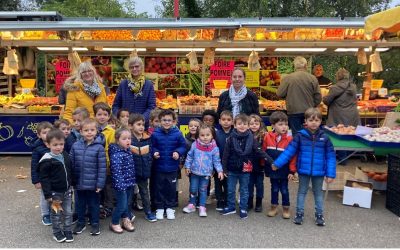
[354, 166, 387, 191]
[343, 180, 373, 209]
[322, 171, 355, 191]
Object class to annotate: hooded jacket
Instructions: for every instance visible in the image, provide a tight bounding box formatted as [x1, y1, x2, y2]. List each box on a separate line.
[184, 139, 223, 176]
[30, 138, 50, 185]
[273, 129, 336, 178]
[131, 132, 152, 179]
[109, 143, 136, 191]
[62, 79, 107, 123]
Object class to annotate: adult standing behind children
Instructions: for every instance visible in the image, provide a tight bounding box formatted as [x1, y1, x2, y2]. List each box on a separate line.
[62, 61, 107, 123]
[277, 57, 321, 135]
[112, 57, 156, 126]
[217, 68, 260, 118]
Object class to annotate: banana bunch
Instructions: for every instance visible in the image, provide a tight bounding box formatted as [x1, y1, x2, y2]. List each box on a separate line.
[11, 93, 35, 104]
[0, 95, 11, 105]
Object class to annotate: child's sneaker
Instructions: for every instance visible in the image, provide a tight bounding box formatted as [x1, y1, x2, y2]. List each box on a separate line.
[42, 215, 52, 226]
[216, 201, 224, 211]
[166, 208, 175, 220]
[64, 231, 74, 243]
[293, 212, 304, 225]
[90, 224, 100, 236]
[53, 231, 66, 243]
[183, 204, 196, 213]
[156, 209, 164, 220]
[199, 206, 207, 217]
[315, 213, 326, 226]
[129, 212, 136, 222]
[221, 207, 236, 215]
[239, 210, 248, 219]
[145, 212, 157, 222]
[267, 205, 278, 217]
[73, 223, 86, 234]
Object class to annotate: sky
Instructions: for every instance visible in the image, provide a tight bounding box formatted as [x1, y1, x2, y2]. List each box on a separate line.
[135, 0, 400, 17]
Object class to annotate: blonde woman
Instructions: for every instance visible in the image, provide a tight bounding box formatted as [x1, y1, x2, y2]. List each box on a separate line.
[62, 61, 107, 123]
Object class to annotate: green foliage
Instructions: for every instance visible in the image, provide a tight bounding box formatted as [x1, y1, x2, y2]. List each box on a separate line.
[374, 48, 400, 89]
[0, 0, 20, 11]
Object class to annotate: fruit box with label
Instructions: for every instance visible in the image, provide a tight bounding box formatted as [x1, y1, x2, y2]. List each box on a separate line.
[343, 180, 373, 209]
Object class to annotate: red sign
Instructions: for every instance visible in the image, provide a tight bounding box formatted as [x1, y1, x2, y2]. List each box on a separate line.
[209, 60, 234, 88]
[55, 59, 70, 93]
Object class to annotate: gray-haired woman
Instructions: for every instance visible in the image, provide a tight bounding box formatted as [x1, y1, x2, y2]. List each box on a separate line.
[323, 68, 360, 127]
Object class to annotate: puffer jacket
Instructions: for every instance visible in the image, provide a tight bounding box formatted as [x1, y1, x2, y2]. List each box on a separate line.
[263, 131, 297, 179]
[217, 90, 260, 117]
[273, 129, 336, 178]
[109, 143, 135, 191]
[62, 79, 107, 123]
[184, 139, 223, 176]
[151, 126, 186, 173]
[131, 132, 152, 179]
[70, 136, 107, 190]
[38, 152, 72, 199]
[30, 138, 50, 184]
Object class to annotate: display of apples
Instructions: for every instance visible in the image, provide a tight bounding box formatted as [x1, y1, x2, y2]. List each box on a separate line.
[145, 57, 176, 74]
[363, 126, 400, 143]
[328, 124, 356, 134]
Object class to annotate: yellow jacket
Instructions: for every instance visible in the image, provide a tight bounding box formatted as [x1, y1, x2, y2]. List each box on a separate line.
[101, 125, 115, 175]
[62, 80, 107, 123]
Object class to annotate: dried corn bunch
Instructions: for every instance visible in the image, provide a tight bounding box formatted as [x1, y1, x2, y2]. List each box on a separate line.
[186, 50, 199, 71]
[203, 48, 215, 66]
[68, 51, 81, 73]
[248, 50, 261, 71]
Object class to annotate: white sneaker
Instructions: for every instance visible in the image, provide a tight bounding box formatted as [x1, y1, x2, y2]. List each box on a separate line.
[156, 209, 164, 220]
[183, 204, 196, 213]
[199, 206, 207, 217]
[166, 208, 175, 220]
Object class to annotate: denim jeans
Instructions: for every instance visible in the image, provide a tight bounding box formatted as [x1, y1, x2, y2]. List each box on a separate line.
[270, 178, 290, 206]
[50, 188, 73, 234]
[288, 113, 305, 135]
[189, 174, 210, 207]
[112, 186, 133, 225]
[227, 171, 250, 211]
[40, 190, 50, 216]
[248, 172, 264, 199]
[136, 177, 151, 214]
[76, 190, 100, 226]
[296, 175, 324, 214]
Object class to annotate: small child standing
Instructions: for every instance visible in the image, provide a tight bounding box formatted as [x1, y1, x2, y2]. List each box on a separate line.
[263, 111, 296, 219]
[31, 121, 53, 226]
[183, 124, 224, 217]
[272, 108, 336, 226]
[151, 109, 186, 220]
[38, 128, 73, 243]
[148, 108, 162, 211]
[248, 114, 266, 212]
[117, 109, 130, 128]
[148, 109, 161, 135]
[70, 118, 106, 235]
[54, 119, 73, 154]
[128, 113, 157, 222]
[215, 110, 233, 211]
[108, 128, 136, 234]
[221, 114, 273, 219]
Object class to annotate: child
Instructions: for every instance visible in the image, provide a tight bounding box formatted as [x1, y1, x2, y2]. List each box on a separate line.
[93, 102, 115, 219]
[70, 118, 106, 235]
[151, 109, 186, 220]
[117, 109, 130, 128]
[54, 119, 73, 153]
[108, 115, 120, 130]
[202, 109, 219, 129]
[38, 128, 73, 243]
[221, 114, 273, 219]
[149, 108, 162, 211]
[128, 113, 157, 222]
[183, 124, 224, 217]
[70, 107, 90, 142]
[108, 128, 136, 233]
[262, 111, 296, 219]
[272, 108, 336, 226]
[148, 108, 161, 135]
[31, 121, 53, 226]
[215, 110, 233, 211]
[248, 114, 266, 212]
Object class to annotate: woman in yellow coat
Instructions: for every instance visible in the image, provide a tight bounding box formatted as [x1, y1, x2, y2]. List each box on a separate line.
[63, 61, 107, 123]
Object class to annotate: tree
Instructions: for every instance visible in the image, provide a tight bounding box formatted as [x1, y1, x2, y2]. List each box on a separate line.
[0, 0, 20, 11]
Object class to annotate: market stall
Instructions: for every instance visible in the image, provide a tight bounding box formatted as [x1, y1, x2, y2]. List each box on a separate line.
[0, 12, 399, 153]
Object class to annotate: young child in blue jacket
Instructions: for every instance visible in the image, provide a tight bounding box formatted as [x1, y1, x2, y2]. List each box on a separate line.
[272, 108, 336, 226]
[70, 118, 106, 236]
[151, 109, 186, 220]
[108, 128, 136, 234]
[183, 124, 224, 217]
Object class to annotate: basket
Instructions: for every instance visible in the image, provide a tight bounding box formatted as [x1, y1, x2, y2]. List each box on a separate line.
[213, 80, 228, 89]
[386, 188, 400, 217]
[388, 154, 400, 193]
[20, 79, 36, 88]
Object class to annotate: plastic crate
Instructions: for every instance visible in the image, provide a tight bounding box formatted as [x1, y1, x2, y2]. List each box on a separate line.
[386, 188, 400, 217]
[388, 154, 400, 193]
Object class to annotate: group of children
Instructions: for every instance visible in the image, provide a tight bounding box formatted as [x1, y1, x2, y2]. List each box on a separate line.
[31, 103, 336, 243]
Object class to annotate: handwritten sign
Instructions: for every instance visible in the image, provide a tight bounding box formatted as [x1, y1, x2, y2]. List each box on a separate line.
[55, 60, 70, 93]
[244, 69, 259, 88]
[209, 60, 234, 88]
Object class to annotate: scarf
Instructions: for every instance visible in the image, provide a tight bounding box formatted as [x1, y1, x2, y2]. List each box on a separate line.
[195, 139, 217, 152]
[127, 74, 145, 98]
[82, 80, 102, 98]
[231, 129, 254, 156]
[229, 84, 247, 117]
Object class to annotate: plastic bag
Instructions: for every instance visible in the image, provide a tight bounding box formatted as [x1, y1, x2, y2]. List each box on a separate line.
[186, 50, 199, 71]
[7, 49, 19, 69]
[247, 50, 261, 71]
[370, 51, 383, 73]
[2, 57, 18, 75]
[357, 48, 367, 65]
[203, 48, 215, 66]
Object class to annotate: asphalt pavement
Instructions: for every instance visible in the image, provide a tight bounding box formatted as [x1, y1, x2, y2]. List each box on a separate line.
[0, 155, 399, 248]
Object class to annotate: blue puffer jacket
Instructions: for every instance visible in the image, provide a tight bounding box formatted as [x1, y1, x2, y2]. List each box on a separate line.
[109, 143, 136, 191]
[70, 136, 107, 190]
[131, 133, 152, 179]
[151, 126, 186, 173]
[30, 138, 50, 184]
[273, 129, 336, 178]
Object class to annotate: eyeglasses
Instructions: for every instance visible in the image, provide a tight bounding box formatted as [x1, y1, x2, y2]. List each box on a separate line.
[81, 70, 93, 75]
[161, 119, 173, 123]
[129, 65, 141, 69]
